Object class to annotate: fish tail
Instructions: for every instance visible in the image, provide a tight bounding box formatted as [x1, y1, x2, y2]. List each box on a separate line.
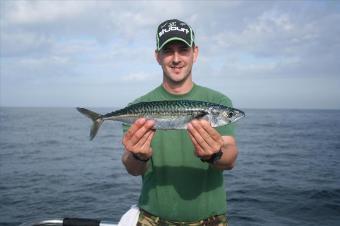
[76, 107, 104, 140]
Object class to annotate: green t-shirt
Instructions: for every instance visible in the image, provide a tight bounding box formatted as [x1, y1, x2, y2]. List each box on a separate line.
[124, 84, 234, 221]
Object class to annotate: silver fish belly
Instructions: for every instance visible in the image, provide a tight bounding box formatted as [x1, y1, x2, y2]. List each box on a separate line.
[77, 100, 245, 140]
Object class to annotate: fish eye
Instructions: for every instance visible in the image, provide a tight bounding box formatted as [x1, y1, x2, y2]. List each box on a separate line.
[228, 112, 234, 118]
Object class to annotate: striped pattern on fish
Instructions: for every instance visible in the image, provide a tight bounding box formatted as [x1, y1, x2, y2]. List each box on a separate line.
[77, 100, 245, 140]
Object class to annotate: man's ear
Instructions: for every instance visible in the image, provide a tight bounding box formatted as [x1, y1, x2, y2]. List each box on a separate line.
[155, 50, 161, 65]
[193, 46, 199, 63]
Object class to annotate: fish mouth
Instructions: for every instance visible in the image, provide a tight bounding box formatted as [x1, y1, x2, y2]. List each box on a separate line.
[227, 109, 245, 123]
[234, 110, 245, 122]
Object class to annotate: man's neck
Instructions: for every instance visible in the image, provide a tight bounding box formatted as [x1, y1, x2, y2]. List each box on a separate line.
[162, 78, 194, 95]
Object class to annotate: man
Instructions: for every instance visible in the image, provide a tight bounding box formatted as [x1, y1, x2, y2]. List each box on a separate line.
[122, 19, 238, 226]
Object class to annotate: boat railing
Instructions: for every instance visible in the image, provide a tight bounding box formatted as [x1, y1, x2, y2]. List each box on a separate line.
[19, 218, 117, 226]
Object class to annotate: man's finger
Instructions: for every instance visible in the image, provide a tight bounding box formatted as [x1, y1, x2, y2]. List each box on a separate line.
[199, 119, 223, 143]
[125, 118, 146, 141]
[142, 130, 155, 149]
[129, 119, 155, 145]
[135, 130, 154, 150]
[188, 123, 211, 154]
[189, 120, 215, 150]
[198, 120, 224, 151]
[188, 131, 211, 157]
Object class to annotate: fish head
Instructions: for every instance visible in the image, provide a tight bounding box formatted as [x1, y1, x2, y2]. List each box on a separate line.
[209, 106, 245, 127]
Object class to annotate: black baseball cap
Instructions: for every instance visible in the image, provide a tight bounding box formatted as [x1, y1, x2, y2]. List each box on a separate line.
[156, 19, 195, 51]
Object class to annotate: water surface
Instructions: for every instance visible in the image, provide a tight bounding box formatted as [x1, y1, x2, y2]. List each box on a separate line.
[1, 108, 339, 225]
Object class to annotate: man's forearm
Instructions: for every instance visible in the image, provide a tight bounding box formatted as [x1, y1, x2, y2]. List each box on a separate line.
[211, 136, 238, 170]
[122, 151, 149, 176]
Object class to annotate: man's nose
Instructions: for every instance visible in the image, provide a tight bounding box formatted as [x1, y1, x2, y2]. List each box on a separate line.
[172, 51, 181, 64]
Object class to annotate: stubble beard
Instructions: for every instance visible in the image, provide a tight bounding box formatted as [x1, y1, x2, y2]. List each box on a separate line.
[163, 68, 192, 87]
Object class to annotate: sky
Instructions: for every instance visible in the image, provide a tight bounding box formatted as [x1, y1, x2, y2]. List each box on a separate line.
[1, 0, 340, 109]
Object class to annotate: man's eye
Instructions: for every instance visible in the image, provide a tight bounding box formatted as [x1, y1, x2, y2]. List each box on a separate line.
[179, 47, 190, 53]
[161, 49, 171, 54]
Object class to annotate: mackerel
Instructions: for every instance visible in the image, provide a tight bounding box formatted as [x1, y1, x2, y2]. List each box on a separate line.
[77, 100, 245, 140]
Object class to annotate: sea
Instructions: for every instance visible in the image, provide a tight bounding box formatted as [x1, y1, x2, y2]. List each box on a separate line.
[0, 107, 339, 226]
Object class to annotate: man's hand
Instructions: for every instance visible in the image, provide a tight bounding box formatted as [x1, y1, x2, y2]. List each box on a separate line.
[187, 119, 224, 160]
[122, 118, 155, 161]
[187, 119, 238, 170]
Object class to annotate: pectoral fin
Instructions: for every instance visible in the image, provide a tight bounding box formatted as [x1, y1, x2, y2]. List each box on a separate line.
[193, 111, 209, 120]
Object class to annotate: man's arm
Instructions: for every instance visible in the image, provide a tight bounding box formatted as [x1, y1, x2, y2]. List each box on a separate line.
[121, 118, 155, 176]
[214, 135, 238, 170]
[187, 119, 238, 170]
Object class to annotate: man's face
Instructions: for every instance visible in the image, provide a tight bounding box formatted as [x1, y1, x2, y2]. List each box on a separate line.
[156, 41, 198, 85]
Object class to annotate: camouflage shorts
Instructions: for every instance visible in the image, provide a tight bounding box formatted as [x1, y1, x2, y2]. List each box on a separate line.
[137, 210, 228, 226]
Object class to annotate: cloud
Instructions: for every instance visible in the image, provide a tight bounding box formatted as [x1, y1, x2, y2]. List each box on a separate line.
[0, 30, 52, 57]
[121, 72, 158, 82]
[4, 0, 94, 24]
[196, 5, 340, 79]
[1, 0, 339, 108]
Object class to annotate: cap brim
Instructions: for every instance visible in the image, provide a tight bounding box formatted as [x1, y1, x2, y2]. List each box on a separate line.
[157, 37, 192, 51]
